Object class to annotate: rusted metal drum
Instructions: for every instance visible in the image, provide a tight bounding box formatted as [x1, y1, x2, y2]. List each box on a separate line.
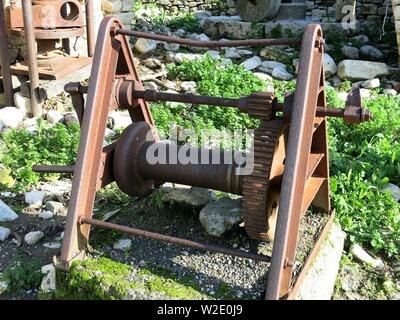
[235, 0, 281, 22]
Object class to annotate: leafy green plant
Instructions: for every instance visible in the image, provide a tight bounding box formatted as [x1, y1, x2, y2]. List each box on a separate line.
[0, 120, 80, 192]
[166, 55, 267, 131]
[329, 95, 400, 257]
[166, 13, 202, 33]
[3, 257, 43, 292]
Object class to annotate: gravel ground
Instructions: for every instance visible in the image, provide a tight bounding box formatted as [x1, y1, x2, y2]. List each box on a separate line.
[90, 189, 329, 300]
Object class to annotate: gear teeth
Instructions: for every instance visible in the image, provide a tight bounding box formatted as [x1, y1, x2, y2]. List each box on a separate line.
[247, 92, 275, 121]
[243, 119, 285, 241]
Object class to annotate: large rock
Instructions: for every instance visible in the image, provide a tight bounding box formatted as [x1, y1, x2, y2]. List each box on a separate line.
[0, 199, 18, 222]
[163, 187, 217, 207]
[134, 38, 158, 54]
[324, 53, 338, 78]
[217, 20, 264, 40]
[199, 197, 242, 237]
[0, 107, 23, 131]
[240, 56, 262, 71]
[360, 45, 384, 61]
[337, 60, 389, 81]
[259, 61, 293, 80]
[235, 0, 281, 22]
[296, 223, 346, 300]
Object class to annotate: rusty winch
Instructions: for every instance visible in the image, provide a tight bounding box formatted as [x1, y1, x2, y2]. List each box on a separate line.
[33, 17, 372, 300]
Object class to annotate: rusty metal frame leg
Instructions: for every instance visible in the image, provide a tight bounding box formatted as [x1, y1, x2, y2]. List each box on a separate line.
[0, 0, 14, 106]
[265, 24, 326, 300]
[60, 17, 154, 268]
[21, 0, 42, 117]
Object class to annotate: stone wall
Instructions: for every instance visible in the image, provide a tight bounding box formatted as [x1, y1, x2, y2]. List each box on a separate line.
[393, 0, 400, 62]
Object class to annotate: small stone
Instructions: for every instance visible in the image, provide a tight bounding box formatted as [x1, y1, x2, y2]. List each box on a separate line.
[0, 226, 11, 241]
[25, 191, 47, 207]
[63, 112, 79, 127]
[259, 61, 294, 80]
[39, 211, 54, 220]
[14, 92, 31, 115]
[42, 242, 61, 249]
[40, 264, 56, 292]
[337, 91, 349, 102]
[0, 278, 9, 294]
[46, 110, 64, 124]
[349, 244, 384, 269]
[237, 49, 253, 56]
[188, 33, 210, 42]
[253, 72, 273, 82]
[382, 183, 400, 201]
[0, 199, 18, 222]
[108, 110, 131, 130]
[139, 260, 147, 267]
[360, 45, 384, 61]
[180, 81, 197, 94]
[383, 89, 398, 96]
[350, 35, 369, 43]
[224, 48, 241, 59]
[134, 38, 158, 54]
[174, 53, 203, 64]
[199, 197, 242, 237]
[205, 50, 220, 60]
[102, 0, 122, 13]
[163, 187, 217, 207]
[360, 88, 371, 99]
[341, 45, 359, 59]
[24, 231, 44, 245]
[113, 239, 132, 251]
[0, 107, 23, 131]
[45, 201, 67, 216]
[143, 58, 163, 69]
[164, 42, 180, 51]
[361, 78, 380, 89]
[240, 56, 262, 71]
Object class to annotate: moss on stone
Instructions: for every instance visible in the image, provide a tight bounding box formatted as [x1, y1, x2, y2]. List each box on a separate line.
[55, 257, 207, 300]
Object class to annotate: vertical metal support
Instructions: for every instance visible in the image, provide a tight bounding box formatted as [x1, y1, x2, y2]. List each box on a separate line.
[60, 17, 155, 267]
[85, 0, 95, 57]
[265, 25, 325, 300]
[21, 0, 42, 117]
[0, 0, 14, 106]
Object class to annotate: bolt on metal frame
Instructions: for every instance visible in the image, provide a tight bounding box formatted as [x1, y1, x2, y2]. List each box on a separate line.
[33, 17, 372, 300]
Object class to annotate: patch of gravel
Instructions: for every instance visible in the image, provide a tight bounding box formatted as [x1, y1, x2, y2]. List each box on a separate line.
[91, 195, 328, 299]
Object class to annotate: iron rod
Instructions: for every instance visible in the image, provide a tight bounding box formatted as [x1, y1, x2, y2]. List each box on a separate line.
[32, 165, 74, 174]
[80, 217, 271, 263]
[22, 0, 42, 117]
[85, 0, 95, 57]
[116, 29, 302, 48]
[0, 0, 14, 106]
[132, 89, 363, 120]
[132, 89, 247, 110]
